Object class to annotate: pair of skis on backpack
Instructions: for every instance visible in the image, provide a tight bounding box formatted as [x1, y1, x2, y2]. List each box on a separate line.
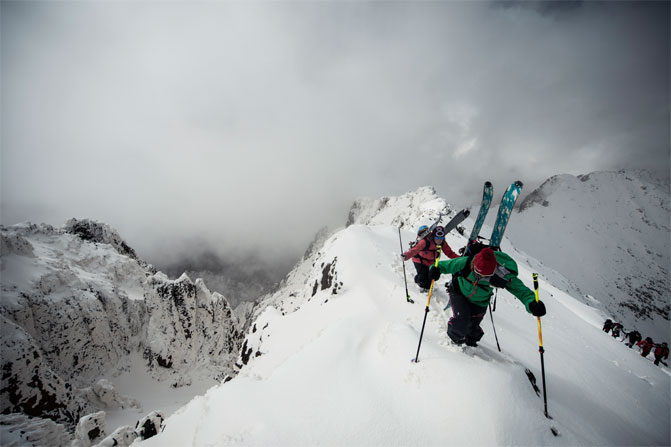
[414, 179, 523, 253]
[465, 180, 523, 255]
[437, 180, 522, 309]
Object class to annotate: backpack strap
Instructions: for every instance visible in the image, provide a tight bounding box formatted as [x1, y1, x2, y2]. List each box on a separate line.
[413, 238, 435, 263]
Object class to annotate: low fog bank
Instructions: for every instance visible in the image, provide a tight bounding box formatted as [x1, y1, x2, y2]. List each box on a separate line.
[155, 247, 301, 308]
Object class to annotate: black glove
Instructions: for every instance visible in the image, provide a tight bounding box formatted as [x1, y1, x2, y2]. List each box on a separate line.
[529, 300, 546, 317]
[429, 266, 441, 281]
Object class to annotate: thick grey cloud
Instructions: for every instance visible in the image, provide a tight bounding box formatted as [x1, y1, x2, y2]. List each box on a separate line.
[2, 1, 668, 267]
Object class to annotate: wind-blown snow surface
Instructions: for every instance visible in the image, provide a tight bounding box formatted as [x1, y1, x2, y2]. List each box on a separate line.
[506, 170, 670, 341]
[139, 202, 670, 445]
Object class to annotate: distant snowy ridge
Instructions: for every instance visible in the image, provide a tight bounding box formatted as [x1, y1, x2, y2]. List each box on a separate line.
[0, 220, 243, 435]
[346, 185, 455, 229]
[507, 169, 670, 340]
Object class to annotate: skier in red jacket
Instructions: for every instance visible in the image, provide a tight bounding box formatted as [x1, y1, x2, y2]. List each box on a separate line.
[403, 226, 458, 291]
[637, 337, 655, 357]
[653, 342, 669, 366]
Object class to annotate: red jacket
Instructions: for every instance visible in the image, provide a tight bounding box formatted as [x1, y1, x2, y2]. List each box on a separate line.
[654, 345, 669, 360]
[404, 238, 459, 266]
[637, 340, 654, 355]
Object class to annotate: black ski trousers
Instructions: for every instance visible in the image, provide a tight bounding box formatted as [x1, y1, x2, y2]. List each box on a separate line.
[447, 281, 488, 345]
[412, 262, 431, 289]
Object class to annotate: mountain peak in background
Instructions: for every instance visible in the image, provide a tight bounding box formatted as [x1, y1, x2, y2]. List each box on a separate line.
[507, 169, 670, 340]
[63, 218, 140, 261]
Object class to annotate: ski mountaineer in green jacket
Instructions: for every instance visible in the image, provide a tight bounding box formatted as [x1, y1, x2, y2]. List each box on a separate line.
[428, 247, 546, 347]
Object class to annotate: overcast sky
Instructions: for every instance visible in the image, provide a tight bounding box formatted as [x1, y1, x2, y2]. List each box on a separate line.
[2, 1, 669, 268]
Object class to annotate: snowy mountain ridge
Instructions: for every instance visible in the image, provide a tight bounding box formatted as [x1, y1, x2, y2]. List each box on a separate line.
[346, 185, 454, 229]
[2, 176, 669, 446]
[140, 184, 669, 446]
[1, 220, 243, 442]
[506, 169, 670, 340]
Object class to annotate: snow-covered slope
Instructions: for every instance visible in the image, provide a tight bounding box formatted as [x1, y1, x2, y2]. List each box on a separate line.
[506, 170, 670, 341]
[139, 188, 670, 446]
[0, 220, 243, 436]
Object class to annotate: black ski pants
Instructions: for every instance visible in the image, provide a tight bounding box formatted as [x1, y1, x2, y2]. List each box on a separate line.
[447, 281, 488, 345]
[412, 262, 431, 289]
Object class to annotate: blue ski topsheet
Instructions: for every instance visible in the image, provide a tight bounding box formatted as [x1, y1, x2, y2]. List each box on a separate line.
[468, 182, 494, 243]
[489, 180, 523, 248]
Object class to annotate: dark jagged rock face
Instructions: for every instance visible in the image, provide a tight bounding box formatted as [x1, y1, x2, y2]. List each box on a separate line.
[64, 218, 138, 260]
[1, 316, 91, 428]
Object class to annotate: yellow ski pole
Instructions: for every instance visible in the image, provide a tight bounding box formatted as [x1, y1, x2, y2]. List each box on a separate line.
[413, 246, 442, 363]
[533, 273, 551, 419]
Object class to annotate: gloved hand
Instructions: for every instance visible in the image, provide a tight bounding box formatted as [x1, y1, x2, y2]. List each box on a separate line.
[429, 266, 441, 281]
[529, 300, 546, 317]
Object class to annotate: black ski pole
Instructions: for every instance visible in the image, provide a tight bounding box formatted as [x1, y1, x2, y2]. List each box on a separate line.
[533, 273, 551, 419]
[398, 228, 414, 304]
[488, 302, 501, 352]
[413, 246, 442, 363]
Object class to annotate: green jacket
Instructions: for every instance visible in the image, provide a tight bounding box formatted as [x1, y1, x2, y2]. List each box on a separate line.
[436, 251, 536, 312]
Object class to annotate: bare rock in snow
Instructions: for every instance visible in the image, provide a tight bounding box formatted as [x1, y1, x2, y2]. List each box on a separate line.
[72, 411, 106, 447]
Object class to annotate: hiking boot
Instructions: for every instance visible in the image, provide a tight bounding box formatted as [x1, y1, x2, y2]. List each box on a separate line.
[465, 338, 478, 347]
[447, 332, 466, 346]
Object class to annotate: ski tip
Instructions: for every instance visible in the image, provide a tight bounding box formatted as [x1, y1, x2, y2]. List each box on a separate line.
[550, 426, 560, 437]
[515, 180, 524, 188]
[485, 181, 493, 187]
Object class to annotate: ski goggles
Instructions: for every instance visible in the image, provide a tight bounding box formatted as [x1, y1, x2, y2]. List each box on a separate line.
[473, 271, 494, 281]
[434, 229, 445, 240]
